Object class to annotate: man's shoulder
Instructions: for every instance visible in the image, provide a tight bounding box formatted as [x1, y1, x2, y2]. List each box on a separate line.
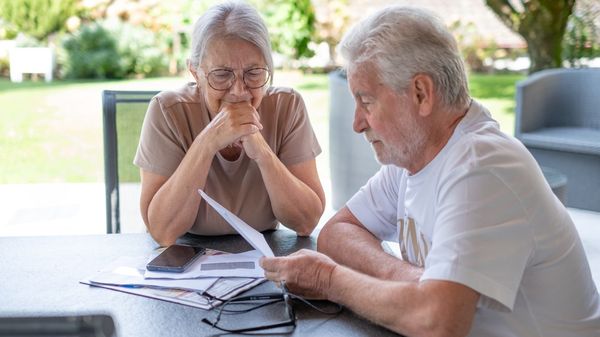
[449, 100, 524, 163]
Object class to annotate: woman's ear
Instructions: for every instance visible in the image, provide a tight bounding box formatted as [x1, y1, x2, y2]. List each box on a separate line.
[412, 74, 434, 117]
[187, 59, 200, 83]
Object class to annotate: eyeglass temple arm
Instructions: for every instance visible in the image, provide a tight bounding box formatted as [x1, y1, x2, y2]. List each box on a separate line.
[201, 318, 295, 333]
[228, 293, 284, 302]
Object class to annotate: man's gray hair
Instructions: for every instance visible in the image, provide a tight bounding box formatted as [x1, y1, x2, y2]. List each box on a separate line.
[189, 1, 273, 77]
[338, 6, 470, 109]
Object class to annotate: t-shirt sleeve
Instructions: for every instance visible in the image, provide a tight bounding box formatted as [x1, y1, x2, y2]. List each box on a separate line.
[421, 168, 534, 312]
[134, 97, 185, 176]
[346, 166, 401, 242]
[277, 90, 321, 166]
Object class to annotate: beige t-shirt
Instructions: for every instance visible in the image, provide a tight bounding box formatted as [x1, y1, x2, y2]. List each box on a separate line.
[134, 83, 321, 235]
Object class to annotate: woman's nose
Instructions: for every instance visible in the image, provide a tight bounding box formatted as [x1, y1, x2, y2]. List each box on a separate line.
[228, 75, 249, 97]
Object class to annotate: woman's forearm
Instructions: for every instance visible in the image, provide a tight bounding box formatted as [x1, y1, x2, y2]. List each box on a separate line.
[146, 133, 217, 246]
[255, 151, 324, 235]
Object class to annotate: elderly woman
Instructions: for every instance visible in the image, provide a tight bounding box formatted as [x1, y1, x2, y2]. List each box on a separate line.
[134, 1, 325, 246]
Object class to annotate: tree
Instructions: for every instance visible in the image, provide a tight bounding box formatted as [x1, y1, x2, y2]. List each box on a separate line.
[486, 0, 575, 73]
[313, 0, 351, 67]
[255, 0, 316, 61]
[562, 0, 600, 67]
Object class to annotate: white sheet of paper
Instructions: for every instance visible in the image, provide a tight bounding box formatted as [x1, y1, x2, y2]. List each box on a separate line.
[144, 249, 265, 279]
[88, 256, 219, 292]
[198, 189, 275, 257]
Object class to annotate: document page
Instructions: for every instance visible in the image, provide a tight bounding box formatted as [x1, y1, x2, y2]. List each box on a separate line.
[198, 189, 275, 257]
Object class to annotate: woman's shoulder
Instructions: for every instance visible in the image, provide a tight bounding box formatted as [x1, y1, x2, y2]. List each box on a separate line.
[261, 86, 305, 111]
[264, 86, 303, 100]
[154, 82, 203, 109]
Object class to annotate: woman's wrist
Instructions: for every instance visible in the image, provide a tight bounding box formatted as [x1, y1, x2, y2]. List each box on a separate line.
[194, 128, 219, 156]
[253, 145, 275, 166]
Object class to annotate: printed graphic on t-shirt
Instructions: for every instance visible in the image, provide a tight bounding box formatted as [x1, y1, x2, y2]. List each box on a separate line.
[398, 216, 430, 267]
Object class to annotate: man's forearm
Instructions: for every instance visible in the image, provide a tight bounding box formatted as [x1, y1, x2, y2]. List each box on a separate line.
[327, 265, 478, 337]
[318, 214, 422, 282]
[327, 265, 425, 336]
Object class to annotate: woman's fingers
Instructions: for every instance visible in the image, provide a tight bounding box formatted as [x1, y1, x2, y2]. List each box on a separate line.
[220, 101, 262, 129]
[208, 102, 262, 149]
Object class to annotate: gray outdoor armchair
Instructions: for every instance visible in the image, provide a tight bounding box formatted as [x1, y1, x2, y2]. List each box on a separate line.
[515, 68, 600, 211]
[102, 90, 159, 233]
[329, 70, 380, 210]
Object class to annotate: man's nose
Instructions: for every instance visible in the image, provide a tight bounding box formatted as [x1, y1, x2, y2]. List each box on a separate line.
[353, 107, 368, 134]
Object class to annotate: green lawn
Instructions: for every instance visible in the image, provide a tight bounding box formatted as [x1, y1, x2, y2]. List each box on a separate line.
[0, 72, 523, 183]
[469, 73, 525, 134]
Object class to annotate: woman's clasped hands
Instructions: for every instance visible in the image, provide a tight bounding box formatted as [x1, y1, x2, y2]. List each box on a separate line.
[203, 101, 270, 161]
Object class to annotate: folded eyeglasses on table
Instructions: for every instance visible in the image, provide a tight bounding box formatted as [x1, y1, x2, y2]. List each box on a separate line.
[202, 282, 342, 334]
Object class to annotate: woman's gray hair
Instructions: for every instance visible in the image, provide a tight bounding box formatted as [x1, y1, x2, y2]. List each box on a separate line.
[338, 6, 470, 110]
[189, 1, 273, 79]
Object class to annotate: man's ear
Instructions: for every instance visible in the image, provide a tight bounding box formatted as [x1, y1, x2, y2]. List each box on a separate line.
[411, 74, 434, 117]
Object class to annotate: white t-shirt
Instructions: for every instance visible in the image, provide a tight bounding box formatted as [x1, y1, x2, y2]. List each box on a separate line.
[347, 100, 600, 337]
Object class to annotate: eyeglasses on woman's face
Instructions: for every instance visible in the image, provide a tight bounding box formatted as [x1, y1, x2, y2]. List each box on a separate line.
[206, 67, 270, 91]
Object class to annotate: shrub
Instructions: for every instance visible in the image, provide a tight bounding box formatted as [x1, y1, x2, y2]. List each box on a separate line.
[60, 20, 168, 79]
[106, 20, 168, 77]
[0, 0, 77, 41]
[0, 57, 8, 77]
[450, 20, 499, 73]
[61, 23, 124, 79]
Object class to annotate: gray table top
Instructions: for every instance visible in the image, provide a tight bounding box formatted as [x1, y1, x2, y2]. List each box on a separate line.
[0, 230, 399, 337]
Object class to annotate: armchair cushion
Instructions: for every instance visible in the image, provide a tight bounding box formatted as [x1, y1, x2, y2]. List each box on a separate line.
[520, 127, 600, 156]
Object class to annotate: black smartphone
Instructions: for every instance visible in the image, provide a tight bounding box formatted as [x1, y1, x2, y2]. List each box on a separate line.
[146, 244, 206, 273]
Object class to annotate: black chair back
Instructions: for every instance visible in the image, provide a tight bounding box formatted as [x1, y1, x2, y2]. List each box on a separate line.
[102, 90, 159, 233]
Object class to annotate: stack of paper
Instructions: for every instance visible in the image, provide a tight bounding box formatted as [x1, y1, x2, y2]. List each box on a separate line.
[81, 189, 277, 310]
[81, 249, 265, 310]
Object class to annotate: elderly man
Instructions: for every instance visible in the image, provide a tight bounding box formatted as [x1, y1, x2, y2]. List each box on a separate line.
[260, 6, 600, 337]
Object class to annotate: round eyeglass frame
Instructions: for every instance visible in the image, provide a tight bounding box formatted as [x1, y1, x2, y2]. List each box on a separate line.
[205, 67, 271, 91]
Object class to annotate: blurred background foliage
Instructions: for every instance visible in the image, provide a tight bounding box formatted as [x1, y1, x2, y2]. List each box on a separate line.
[563, 0, 600, 67]
[256, 0, 316, 61]
[60, 20, 168, 78]
[0, 0, 78, 41]
[0, 0, 599, 80]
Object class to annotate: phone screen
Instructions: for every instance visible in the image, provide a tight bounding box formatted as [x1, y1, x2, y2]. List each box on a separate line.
[146, 245, 206, 273]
